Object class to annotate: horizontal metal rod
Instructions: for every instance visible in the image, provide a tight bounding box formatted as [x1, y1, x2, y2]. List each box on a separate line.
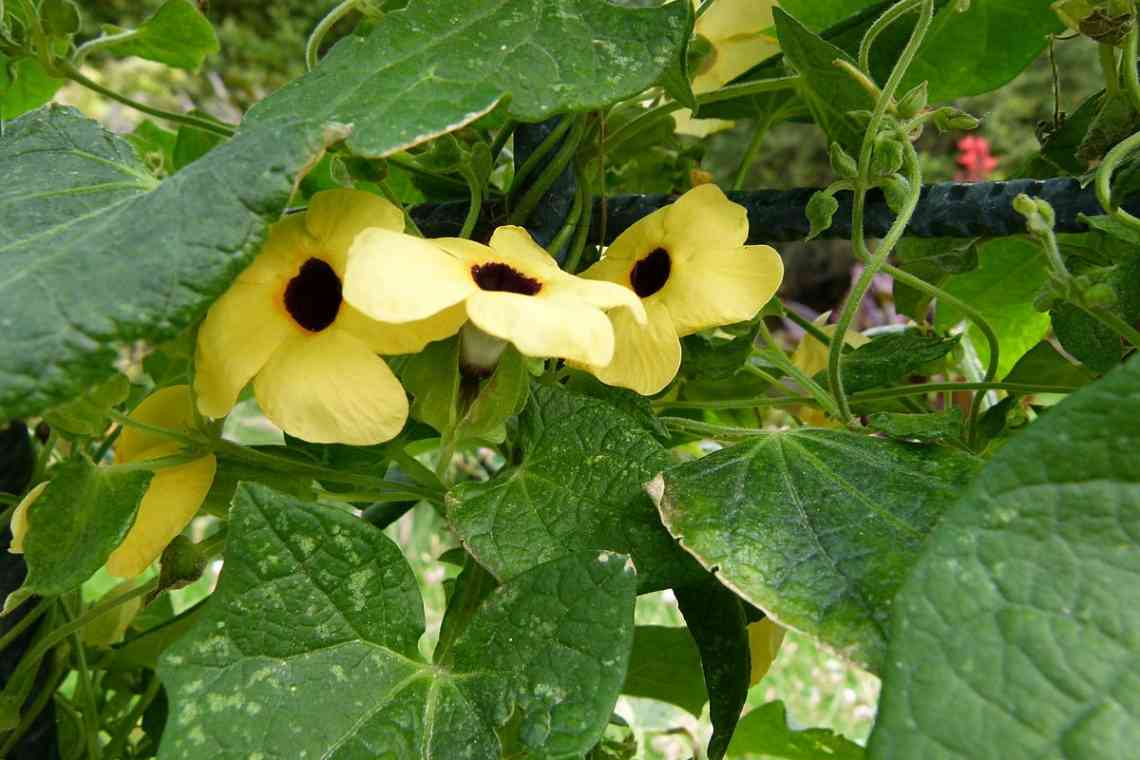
[410, 177, 1128, 244]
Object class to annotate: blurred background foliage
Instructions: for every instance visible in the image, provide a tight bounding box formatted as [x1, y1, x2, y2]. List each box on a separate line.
[59, 2, 1105, 756]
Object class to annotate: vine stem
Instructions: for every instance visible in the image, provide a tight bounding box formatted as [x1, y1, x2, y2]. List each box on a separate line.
[306, 0, 359, 71]
[1125, 25, 1140, 116]
[458, 166, 482, 239]
[102, 675, 161, 759]
[756, 322, 841, 418]
[56, 61, 234, 138]
[1095, 130, 1140, 234]
[1100, 43, 1121, 99]
[858, 0, 923, 73]
[732, 115, 773, 191]
[827, 0, 935, 426]
[508, 116, 587, 226]
[661, 417, 773, 441]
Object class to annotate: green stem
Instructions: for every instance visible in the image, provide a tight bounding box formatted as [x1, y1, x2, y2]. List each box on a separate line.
[509, 116, 587, 226]
[731, 116, 772, 191]
[510, 116, 575, 196]
[661, 417, 769, 441]
[377, 179, 424, 236]
[756, 322, 840, 417]
[386, 156, 470, 193]
[782, 309, 837, 350]
[73, 28, 139, 65]
[1100, 42, 1121, 99]
[458, 167, 483, 239]
[827, 0, 934, 426]
[57, 61, 234, 138]
[858, 0, 923, 74]
[546, 173, 586, 258]
[306, 0, 359, 71]
[70, 627, 103, 760]
[561, 165, 594, 274]
[0, 598, 50, 655]
[0, 641, 68, 758]
[1078, 303, 1140, 351]
[1095, 129, 1140, 233]
[489, 119, 517, 162]
[1125, 25, 1140, 116]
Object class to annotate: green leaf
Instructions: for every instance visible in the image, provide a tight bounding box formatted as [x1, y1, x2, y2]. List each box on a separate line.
[774, 8, 868, 153]
[0, 54, 63, 119]
[657, 0, 697, 111]
[778, 0, 883, 31]
[621, 626, 707, 717]
[43, 373, 130, 436]
[869, 355, 1140, 759]
[935, 238, 1052, 379]
[564, 372, 671, 443]
[653, 429, 980, 671]
[1003, 340, 1097, 388]
[13, 457, 151, 607]
[125, 119, 178, 176]
[0, 105, 335, 420]
[806, 191, 841, 241]
[39, 0, 80, 37]
[99, 0, 219, 70]
[681, 323, 761, 382]
[455, 347, 529, 444]
[172, 120, 226, 171]
[159, 484, 636, 759]
[868, 409, 963, 443]
[448, 384, 704, 593]
[901, 0, 1064, 103]
[1051, 303, 1120, 373]
[726, 700, 864, 759]
[245, 0, 689, 158]
[894, 238, 979, 321]
[816, 330, 960, 395]
[676, 579, 752, 760]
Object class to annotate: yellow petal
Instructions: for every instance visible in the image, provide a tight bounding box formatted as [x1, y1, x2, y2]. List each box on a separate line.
[305, 189, 405, 271]
[344, 228, 474, 323]
[663, 244, 783, 336]
[117, 385, 199, 465]
[672, 108, 737, 136]
[235, 213, 314, 286]
[702, 35, 781, 91]
[8, 482, 47, 555]
[748, 617, 786, 685]
[580, 299, 681, 396]
[107, 455, 217, 578]
[696, 0, 778, 45]
[195, 279, 294, 419]
[790, 316, 871, 377]
[486, 226, 565, 279]
[466, 291, 616, 367]
[664, 184, 749, 257]
[254, 330, 409, 444]
[548, 273, 647, 325]
[594, 205, 669, 266]
[337, 303, 467, 355]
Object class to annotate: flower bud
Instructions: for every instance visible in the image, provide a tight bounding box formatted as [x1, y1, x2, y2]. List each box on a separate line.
[871, 134, 905, 176]
[829, 142, 859, 179]
[934, 107, 981, 132]
[897, 82, 928, 119]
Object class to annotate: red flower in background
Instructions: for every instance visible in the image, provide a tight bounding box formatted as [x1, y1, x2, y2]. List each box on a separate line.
[955, 135, 998, 182]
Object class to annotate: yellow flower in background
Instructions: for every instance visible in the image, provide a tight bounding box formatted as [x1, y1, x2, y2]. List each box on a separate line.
[790, 314, 869, 427]
[195, 189, 464, 445]
[344, 225, 647, 367]
[578, 184, 783, 395]
[674, 0, 782, 136]
[10, 386, 216, 578]
[748, 618, 786, 685]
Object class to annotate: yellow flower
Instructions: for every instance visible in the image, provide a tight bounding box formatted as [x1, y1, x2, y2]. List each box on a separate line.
[578, 184, 783, 395]
[790, 315, 869, 427]
[748, 618, 786, 685]
[674, 0, 782, 136]
[195, 189, 464, 445]
[10, 386, 216, 579]
[343, 225, 647, 367]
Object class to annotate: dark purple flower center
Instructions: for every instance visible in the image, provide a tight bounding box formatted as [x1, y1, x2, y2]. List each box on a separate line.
[471, 262, 542, 296]
[630, 248, 671, 298]
[284, 258, 342, 332]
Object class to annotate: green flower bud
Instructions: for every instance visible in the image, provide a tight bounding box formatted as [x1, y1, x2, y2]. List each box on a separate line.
[806, 191, 840, 240]
[871, 134, 905, 176]
[829, 142, 859, 179]
[1084, 282, 1119, 308]
[933, 107, 981, 132]
[897, 82, 928, 119]
[881, 175, 912, 214]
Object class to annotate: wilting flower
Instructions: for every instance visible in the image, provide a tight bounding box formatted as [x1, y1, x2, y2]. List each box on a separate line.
[578, 184, 783, 395]
[343, 225, 646, 367]
[195, 189, 463, 444]
[790, 314, 869, 427]
[10, 386, 216, 578]
[674, 0, 782, 136]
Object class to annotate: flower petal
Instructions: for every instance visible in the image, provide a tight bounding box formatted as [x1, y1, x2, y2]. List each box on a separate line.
[547, 272, 647, 325]
[487, 226, 564, 279]
[305, 189, 405, 271]
[579, 299, 681, 396]
[344, 228, 474, 323]
[254, 331, 409, 444]
[235, 213, 313, 286]
[594, 205, 669, 266]
[106, 455, 217, 578]
[336, 303, 467, 355]
[466, 291, 615, 367]
[696, 0, 777, 45]
[700, 35, 781, 92]
[195, 279, 294, 419]
[663, 244, 783, 336]
[118, 385, 199, 464]
[664, 184, 749, 258]
[748, 618, 786, 686]
[672, 108, 736, 136]
[8, 482, 47, 554]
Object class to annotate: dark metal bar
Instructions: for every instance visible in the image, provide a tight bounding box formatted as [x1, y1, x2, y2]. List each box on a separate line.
[411, 177, 1128, 244]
